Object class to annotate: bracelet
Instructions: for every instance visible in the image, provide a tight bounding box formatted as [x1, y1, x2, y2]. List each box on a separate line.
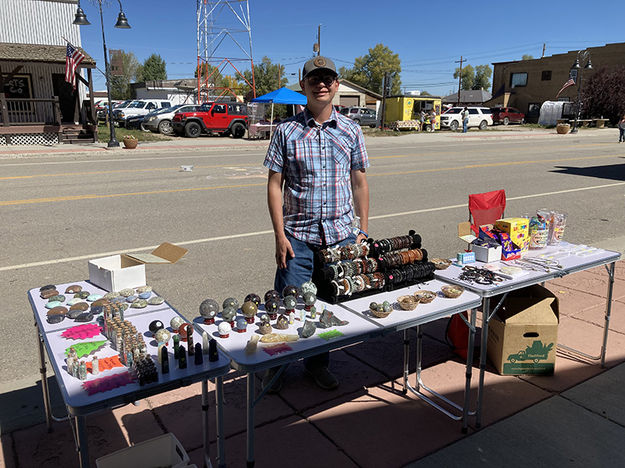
[358, 230, 368, 238]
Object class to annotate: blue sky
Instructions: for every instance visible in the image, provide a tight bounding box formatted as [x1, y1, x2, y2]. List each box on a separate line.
[79, 0, 625, 96]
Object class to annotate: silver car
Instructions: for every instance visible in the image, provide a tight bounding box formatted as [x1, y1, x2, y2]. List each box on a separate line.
[340, 107, 378, 127]
[142, 104, 199, 135]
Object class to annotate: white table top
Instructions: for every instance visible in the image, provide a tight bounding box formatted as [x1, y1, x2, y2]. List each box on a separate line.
[435, 242, 620, 298]
[192, 298, 381, 372]
[339, 279, 481, 332]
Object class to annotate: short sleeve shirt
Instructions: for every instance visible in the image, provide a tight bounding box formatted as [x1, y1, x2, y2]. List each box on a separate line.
[263, 108, 369, 246]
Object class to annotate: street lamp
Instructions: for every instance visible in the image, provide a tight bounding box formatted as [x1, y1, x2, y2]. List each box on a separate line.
[74, 0, 131, 148]
[569, 50, 592, 134]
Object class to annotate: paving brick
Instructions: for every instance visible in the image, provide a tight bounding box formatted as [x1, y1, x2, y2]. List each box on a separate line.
[584, 261, 625, 281]
[570, 298, 625, 334]
[276, 349, 387, 413]
[12, 412, 129, 467]
[557, 316, 625, 368]
[187, 415, 358, 468]
[149, 373, 293, 451]
[544, 284, 606, 316]
[548, 270, 625, 300]
[111, 400, 163, 446]
[304, 379, 470, 468]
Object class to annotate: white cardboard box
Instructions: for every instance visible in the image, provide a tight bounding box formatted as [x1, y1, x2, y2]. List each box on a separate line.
[471, 243, 502, 263]
[89, 242, 188, 292]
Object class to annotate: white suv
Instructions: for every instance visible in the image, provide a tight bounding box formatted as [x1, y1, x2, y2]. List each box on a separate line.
[440, 107, 493, 131]
[113, 99, 172, 127]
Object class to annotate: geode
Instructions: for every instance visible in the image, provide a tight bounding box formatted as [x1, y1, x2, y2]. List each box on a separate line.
[319, 309, 349, 328]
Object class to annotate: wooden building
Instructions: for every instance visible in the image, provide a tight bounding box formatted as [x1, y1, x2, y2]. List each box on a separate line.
[0, 0, 97, 145]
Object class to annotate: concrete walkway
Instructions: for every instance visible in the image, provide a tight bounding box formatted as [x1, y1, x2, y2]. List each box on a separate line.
[1, 261, 623, 467]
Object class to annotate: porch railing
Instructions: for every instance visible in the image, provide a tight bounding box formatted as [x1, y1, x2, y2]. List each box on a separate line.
[0, 94, 61, 126]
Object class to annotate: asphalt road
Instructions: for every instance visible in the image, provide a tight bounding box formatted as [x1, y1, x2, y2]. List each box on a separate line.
[1, 129, 624, 413]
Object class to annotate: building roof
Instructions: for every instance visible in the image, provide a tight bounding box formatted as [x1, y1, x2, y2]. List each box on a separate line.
[288, 79, 382, 99]
[442, 89, 492, 104]
[0, 42, 95, 66]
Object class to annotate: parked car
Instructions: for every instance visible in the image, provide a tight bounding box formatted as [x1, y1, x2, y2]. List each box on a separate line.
[172, 102, 248, 138]
[491, 107, 525, 125]
[97, 99, 129, 122]
[142, 104, 200, 135]
[113, 99, 172, 127]
[440, 107, 493, 131]
[340, 107, 378, 127]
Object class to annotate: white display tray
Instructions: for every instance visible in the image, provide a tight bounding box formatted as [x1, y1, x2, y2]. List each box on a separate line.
[192, 299, 380, 371]
[29, 281, 170, 334]
[339, 279, 482, 332]
[44, 307, 230, 413]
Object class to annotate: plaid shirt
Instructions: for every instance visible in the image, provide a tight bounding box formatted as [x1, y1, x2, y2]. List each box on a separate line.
[264, 108, 369, 246]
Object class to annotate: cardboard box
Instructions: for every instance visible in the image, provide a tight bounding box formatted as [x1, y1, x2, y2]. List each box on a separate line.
[89, 242, 187, 292]
[471, 243, 502, 263]
[96, 433, 189, 468]
[487, 285, 559, 375]
[495, 218, 529, 252]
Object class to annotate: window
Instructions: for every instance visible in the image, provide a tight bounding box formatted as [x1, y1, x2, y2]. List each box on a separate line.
[468, 109, 479, 114]
[510, 72, 528, 87]
[479, 108, 492, 114]
[146, 103, 156, 109]
[160, 102, 171, 108]
[527, 103, 540, 115]
[569, 69, 578, 81]
[541, 70, 552, 81]
[213, 104, 226, 113]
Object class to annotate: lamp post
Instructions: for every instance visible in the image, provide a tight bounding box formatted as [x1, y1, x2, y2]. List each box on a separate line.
[569, 50, 592, 134]
[74, 0, 130, 148]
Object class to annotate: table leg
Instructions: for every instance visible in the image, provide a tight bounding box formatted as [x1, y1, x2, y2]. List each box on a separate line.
[36, 322, 52, 432]
[476, 297, 490, 429]
[246, 373, 255, 467]
[414, 325, 423, 392]
[402, 329, 409, 394]
[201, 380, 212, 468]
[76, 415, 89, 468]
[215, 376, 225, 468]
[601, 262, 616, 367]
[462, 308, 476, 433]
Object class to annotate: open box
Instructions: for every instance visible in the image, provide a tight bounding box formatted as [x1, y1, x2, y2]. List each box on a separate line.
[88, 242, 187, 292]
[458, 222, 501, 263]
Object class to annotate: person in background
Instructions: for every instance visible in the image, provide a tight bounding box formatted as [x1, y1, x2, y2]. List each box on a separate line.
[263, 56, 370, 393]
[461, 107, 469, 133]
[618, 114, 625, 142]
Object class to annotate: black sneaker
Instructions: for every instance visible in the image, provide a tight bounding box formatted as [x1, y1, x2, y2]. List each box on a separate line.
[262, 367, 284, 394]
[305, 365, 339, 390]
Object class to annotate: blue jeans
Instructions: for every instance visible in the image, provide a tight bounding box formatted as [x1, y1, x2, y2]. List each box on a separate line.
[275, 231, 356, 369]
[619, 128, 624, 142]
[462, 118, 469, 133]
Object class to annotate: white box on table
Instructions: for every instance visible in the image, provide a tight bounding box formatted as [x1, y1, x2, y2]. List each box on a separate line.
[89, 242, 187, 292]
[471, 243, 502, 263]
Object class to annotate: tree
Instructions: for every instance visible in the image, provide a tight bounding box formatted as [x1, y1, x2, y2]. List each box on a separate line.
[453, 64, 492, 90]
[241, 56, 287, 97]
[453, 64, 475, 90]
[474, 65, 492, 90]
[581, 66, 625, 124]
[339, 44, 401, 95]
[137, 54, 167, 82]
[522, 54, 534, 60]
[109, 50, 139, 100]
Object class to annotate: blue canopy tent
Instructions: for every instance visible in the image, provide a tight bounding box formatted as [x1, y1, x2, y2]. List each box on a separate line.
[251, 87, 307, 136]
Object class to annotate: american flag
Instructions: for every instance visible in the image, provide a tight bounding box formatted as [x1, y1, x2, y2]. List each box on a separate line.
[65, 42, 85, 89]
[555, 78, 576, 99]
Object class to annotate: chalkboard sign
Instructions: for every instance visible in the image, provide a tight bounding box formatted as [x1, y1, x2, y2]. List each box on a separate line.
[2, 74, 33, 99]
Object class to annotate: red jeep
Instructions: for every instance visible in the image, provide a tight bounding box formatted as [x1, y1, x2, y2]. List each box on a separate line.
[172, 102, 248, 138]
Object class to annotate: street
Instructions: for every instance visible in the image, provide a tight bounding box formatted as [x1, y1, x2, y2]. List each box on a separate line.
[1, 128, 624, 422]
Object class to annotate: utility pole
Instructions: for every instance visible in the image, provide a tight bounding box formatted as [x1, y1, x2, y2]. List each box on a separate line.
[379, 72, 391, 130]
[317, 24, 321, 56]
[455, 56, 464, 106]
[541, 43, 546, 58]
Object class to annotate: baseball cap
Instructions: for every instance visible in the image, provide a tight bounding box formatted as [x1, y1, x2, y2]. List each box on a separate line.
[302, 56, 337, 79]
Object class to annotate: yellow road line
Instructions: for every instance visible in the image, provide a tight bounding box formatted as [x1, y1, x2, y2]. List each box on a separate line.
[0, 153, 620, 207]
[0, 182, 265, 206]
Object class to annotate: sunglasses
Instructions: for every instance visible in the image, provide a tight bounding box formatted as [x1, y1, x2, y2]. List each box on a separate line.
[306, 74, 337, 86]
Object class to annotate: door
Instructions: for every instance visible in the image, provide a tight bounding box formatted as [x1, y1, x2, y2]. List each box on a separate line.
[52, 74, 77, 123]
[468, 108, 480, 127]
[208, 103, 229, 130]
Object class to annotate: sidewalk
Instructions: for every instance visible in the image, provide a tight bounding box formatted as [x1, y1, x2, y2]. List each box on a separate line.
[0, 127, 610, 159]
[1, 261, 623, 467]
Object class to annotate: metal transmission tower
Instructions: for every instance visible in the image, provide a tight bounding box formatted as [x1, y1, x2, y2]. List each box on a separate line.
[196, 0, 256, 103]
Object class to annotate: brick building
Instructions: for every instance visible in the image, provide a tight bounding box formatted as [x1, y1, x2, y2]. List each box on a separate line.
[487, 42, 625, 122]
